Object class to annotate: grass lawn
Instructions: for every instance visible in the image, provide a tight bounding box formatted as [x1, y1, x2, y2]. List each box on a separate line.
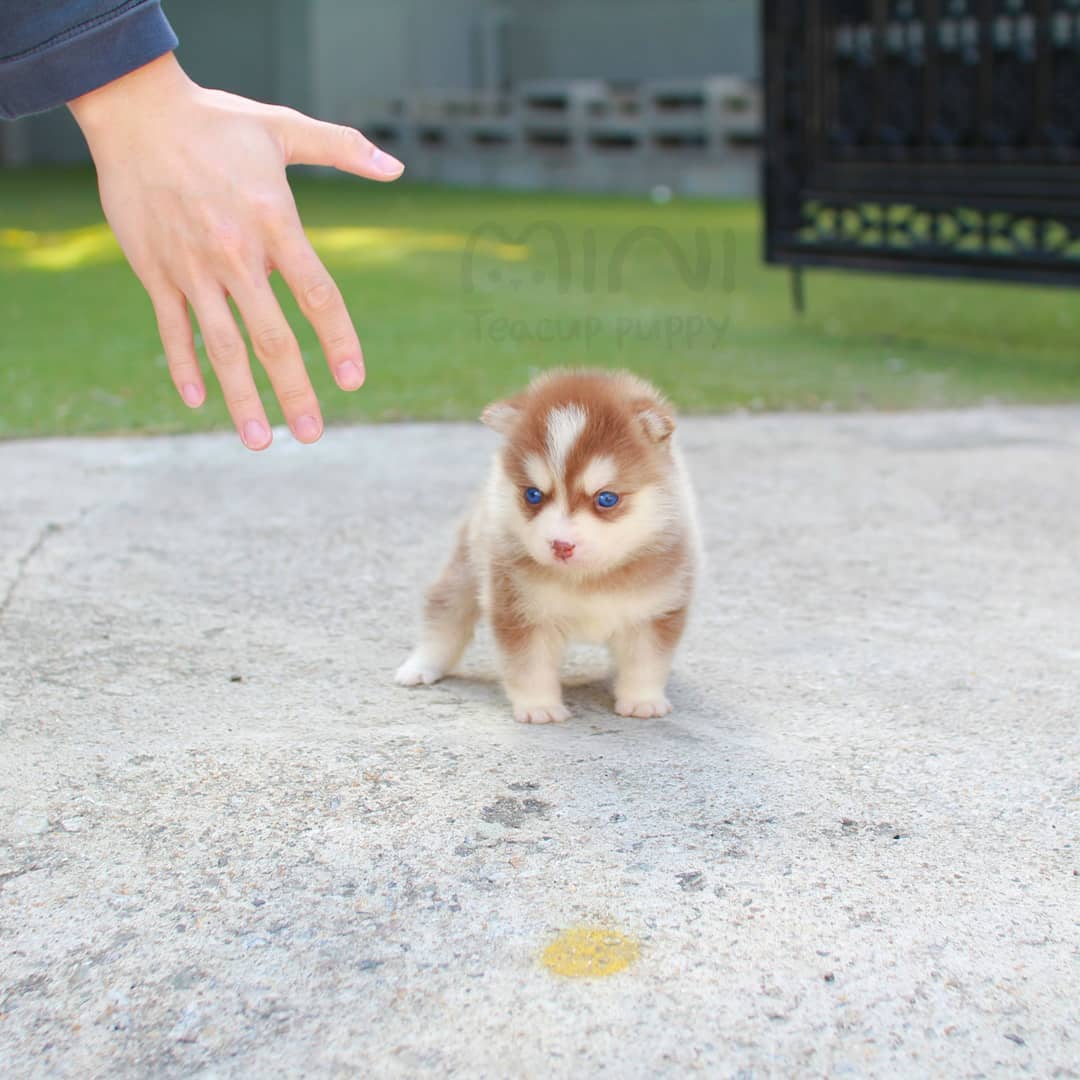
[1, 167, 1078, 439]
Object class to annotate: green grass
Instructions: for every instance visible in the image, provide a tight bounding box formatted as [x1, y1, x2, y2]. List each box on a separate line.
[1, 167, 1078, 439]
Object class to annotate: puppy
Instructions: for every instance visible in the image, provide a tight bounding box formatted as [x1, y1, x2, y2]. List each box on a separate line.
[395, 369, 700, 723]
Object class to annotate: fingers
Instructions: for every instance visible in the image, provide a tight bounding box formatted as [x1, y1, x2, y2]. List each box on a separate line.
[188, 290, 273, 452]
[277, 110, 404, 181]
[150, 288, 205, 408]
[151, 199, 343, 449]
[228, 274, 324, 444]
[269, 219, 365, 392]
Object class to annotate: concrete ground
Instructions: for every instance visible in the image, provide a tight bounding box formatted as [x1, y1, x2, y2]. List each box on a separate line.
[0, 408, 1077, 1079]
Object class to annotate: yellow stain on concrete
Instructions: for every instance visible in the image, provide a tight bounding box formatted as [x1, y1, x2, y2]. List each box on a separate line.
[0, 224, 527, 272]
[541, 927, 640, 978]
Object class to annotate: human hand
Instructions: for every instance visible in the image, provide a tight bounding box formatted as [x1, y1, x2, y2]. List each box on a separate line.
[68, 53, 404, 450]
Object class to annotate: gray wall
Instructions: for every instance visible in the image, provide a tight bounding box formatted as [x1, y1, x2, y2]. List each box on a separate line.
[308, 0, 504, 114]
[172, 0, 286, 104]
[4, 0, 759, 165]
[309, 1, 409, 118]
[505, 0, 759, 84]
[307, 0, 761, 107]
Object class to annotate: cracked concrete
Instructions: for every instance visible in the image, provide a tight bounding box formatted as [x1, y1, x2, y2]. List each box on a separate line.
[0, 409, 1078, 1078]
[0, 523, 62, 621]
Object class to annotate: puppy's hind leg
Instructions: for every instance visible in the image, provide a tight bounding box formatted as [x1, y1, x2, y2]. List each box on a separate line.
[396, 527, 480, 687]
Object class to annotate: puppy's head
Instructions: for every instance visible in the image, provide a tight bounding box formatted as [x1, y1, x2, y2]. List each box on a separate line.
[482, 370, 680, 574]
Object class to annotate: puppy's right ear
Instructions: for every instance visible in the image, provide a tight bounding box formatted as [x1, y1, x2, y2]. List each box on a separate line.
[480, 397, 523, 435]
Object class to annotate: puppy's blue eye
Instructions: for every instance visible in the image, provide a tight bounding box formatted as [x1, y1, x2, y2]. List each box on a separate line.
[596, 491, 619, 509]
[524, 487, 543, 505]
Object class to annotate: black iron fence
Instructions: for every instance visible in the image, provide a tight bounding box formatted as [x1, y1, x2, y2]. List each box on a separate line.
[763, 0, 1080, 292]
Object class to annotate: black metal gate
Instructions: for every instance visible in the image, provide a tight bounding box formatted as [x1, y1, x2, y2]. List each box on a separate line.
[763, 1, 1080, 289]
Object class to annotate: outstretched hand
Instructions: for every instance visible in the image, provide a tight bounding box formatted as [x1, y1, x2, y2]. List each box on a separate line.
[69, 53, 404, 450]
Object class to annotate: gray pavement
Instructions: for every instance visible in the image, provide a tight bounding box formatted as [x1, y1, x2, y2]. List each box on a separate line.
[1, 408, 1077, 1078]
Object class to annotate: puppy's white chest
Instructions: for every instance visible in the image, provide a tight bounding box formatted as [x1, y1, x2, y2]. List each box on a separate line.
[521, 577, 674, 643]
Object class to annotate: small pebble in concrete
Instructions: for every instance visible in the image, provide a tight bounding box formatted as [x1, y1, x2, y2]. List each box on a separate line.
[481, 796, 550, 829]
[677, 871, 706, 892]
[541, 928, 640, 978]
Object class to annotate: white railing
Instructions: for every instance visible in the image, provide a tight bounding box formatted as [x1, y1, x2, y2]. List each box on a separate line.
[354, 76, 761, 196]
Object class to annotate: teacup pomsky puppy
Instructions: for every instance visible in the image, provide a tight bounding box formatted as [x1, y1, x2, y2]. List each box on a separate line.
[395, 369, 701, 723]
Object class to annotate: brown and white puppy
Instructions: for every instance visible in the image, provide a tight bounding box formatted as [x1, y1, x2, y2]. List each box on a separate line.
[395, 369, 700, 723]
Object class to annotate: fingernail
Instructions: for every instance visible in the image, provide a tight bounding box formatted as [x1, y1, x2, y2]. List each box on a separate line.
[295, 415, 322, 443]
[372, 148, 404, 176]
[242, 419, 270, 450]
[181, 383, 203, 407]
[337, 360, 364, 389]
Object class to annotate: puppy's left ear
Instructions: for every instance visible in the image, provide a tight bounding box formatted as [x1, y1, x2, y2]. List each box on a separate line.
[634, 398, 676, 442]
[480, 396, 523, 435]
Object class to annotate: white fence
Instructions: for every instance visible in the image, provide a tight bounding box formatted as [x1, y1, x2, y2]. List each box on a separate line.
[355, 76, 761, 197]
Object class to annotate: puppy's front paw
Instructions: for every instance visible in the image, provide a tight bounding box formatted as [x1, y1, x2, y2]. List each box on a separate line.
[395, 653, 445, 687]
[615, 695, 672, 719]
[513, 702, 570, 725]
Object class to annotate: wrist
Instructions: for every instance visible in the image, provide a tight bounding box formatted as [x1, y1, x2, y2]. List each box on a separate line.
[68, 52, 191, 139]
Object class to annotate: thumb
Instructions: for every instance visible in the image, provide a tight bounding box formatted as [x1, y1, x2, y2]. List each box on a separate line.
[278, 110, 404, 180]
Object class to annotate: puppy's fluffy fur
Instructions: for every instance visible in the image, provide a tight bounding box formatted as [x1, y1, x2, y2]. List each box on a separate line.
[396, 369, 700, 723]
